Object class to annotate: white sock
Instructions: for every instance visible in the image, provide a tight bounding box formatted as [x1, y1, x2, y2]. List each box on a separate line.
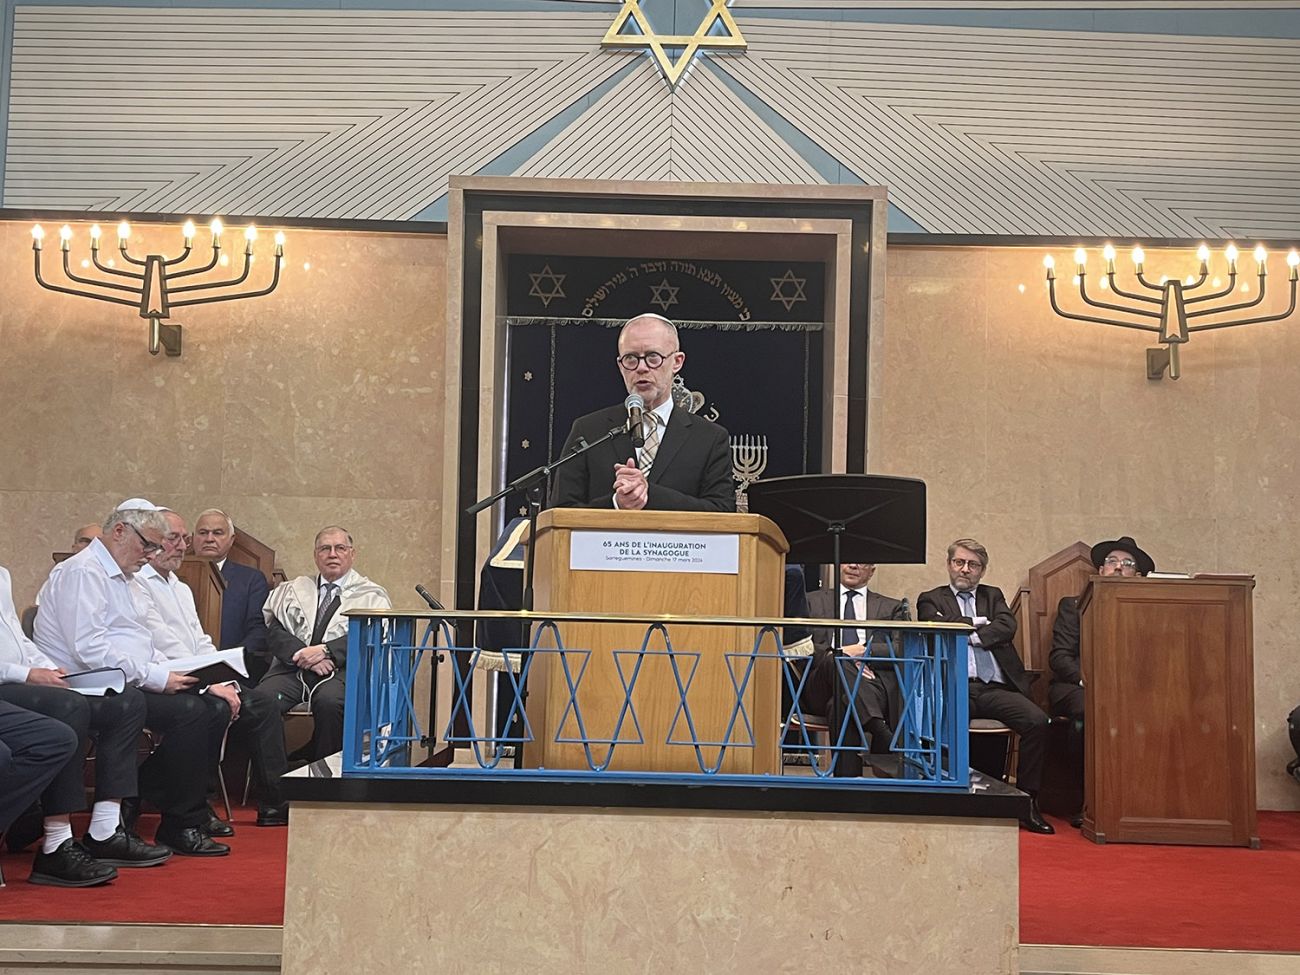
[42, 816, 73, 854]
[88, 800, 122, 841]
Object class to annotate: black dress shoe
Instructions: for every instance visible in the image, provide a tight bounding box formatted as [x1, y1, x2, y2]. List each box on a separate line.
[82, 827, 172, 867]
[29, 839, 118, 887]
[256, 802, 289, 827]
[201, 808, 235, 838]
[1021, 797, 1056, 835]
[1069, 812, 1084, 829]
[155, 824, 231, 857]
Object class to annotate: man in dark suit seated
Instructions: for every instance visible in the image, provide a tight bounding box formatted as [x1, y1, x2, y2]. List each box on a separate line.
[548, 313, 734, 512]
[805, 563, 908, 775]
[193, 509, 271, 684]
[917, 538, 1053, 834]
[1049, 535, 1155, 826]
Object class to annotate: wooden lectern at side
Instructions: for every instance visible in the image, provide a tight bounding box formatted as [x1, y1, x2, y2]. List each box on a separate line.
[1079, 575, 1258, 847]
[524, 508, 788, 775]
[175, 556, 227, 646]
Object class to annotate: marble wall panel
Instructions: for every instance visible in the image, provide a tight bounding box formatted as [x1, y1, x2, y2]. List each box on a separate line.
[283, 802, 1019, 975]
[0, 218, 446, 611]
[873, 244, 1300, 811]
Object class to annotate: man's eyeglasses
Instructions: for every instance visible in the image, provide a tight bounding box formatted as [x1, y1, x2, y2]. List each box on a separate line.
[950, 558, 984, 570]
[617, 350, 676, 370]
[1103, 557, 1138, 569]
[316, 544, 354, 555]
[128, 524, 164, 555]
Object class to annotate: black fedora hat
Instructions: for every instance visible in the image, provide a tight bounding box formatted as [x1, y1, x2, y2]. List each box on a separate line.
[1090, 536, 1155, 575]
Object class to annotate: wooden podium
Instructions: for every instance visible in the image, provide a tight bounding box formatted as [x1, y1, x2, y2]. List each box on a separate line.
[1079, 576, 1258, 847]
[524, 509, 788, 775]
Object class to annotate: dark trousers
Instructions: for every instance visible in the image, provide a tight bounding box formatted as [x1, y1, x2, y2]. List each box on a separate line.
[201, 686, 283, 804]
[1288, 705, 1300, 759]
[0, 700, 78, 833]
[968, 679, 1048, 794]
[249, 668, 346, 804]
[805, 653, 895, 777]
[138, 691, 216, 830]
[0, 683, 145, 814]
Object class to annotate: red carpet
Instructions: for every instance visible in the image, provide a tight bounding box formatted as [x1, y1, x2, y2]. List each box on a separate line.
[0, 806, 286, 925]
[6, 805, 1298, 949]
[1020, 811, 1300, 951]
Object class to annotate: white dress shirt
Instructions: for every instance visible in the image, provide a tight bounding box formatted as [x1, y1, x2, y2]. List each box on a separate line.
[951, 585, 1006, 683]
[34, 539, 171, 692]
[0, 565, 56, 685]
[132, 563, 216, 660]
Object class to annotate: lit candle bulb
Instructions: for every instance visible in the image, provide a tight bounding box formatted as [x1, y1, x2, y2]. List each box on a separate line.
[210, 217, 224, 247]
[1102, 243, 1116, 273]
[1073, 247, 1087, 274]
[1042, 254, 1056, 279]
[183, 220, 196, 245]
[1225, 244, 1239, 273]
[1197, 243, 1210, 263]
[1132, 246, 1145, 270]
[117, 221, 131, 242]
[274, 231, 285, 257]
[89, 224, 102, 250]
[31, 224, 44, 250]
[1254, 244, 1267, 265]
[1288, 250, 1299, 281]
[59, 224, 72, 252]
[244, 225, 257, 255]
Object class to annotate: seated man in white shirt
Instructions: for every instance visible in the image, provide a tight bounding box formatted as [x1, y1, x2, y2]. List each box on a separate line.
[133, 510, 285, 830]
[34, 500, 230, 858]
[1, 562, 166, 885]
[249, 527, 391, 817]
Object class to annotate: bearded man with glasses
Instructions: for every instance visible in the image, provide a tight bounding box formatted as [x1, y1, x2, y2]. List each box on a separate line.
[548, 313, 734, 512]
[917, 538, 1054, 834]
[1049, 536, 1155, 826]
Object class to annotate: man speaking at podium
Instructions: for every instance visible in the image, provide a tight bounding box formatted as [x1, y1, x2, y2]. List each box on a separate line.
[548, 314, 735, 512]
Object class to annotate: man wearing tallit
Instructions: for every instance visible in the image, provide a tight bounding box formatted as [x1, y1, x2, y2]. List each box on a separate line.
[249, 527, 390, 821]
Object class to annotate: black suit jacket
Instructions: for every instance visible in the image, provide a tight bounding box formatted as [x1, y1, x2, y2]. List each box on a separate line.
[219, 560, 269, 656]
[804, 587, 909, 719]
[547, 404, 735, 512]
[1049, 595, 1081, 686]
[807, 587, 909, 664]
[916, 583, 1030, 697]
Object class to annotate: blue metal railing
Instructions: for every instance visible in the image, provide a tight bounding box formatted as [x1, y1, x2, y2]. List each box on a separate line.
[341, 610, 970, 790]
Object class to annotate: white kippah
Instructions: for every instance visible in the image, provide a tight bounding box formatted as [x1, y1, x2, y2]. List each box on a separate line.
[116, 497, 163, 512]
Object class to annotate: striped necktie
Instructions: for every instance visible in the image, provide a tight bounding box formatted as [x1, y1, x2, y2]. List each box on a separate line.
[640, 413, 660, 471]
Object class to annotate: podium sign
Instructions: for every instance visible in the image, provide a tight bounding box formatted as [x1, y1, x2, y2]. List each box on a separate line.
[1079, 576, 1258, 847]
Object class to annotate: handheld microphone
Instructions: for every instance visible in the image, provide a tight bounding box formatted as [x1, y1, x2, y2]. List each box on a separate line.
[415, 584, 444, 611]
[624, 393, 646, 449]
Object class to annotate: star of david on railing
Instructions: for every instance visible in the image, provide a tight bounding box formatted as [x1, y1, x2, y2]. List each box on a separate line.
[602, 0, 747, 87]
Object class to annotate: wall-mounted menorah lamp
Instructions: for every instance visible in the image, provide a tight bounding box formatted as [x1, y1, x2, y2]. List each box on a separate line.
[1043, 243, 1299, 380]
[31, 218, 285, 357]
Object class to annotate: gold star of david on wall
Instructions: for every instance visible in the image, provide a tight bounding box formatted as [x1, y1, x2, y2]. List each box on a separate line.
[529, 264, 566, 307]
[649, 278, 680, 311]
[602, 0, 747, 87]
[769, 269, 807, 311]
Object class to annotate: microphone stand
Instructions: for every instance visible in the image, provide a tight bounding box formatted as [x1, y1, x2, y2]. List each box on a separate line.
[465, 423, 627, 767]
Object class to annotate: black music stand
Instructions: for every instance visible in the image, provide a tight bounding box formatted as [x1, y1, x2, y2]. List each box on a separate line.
[748, 473, 926, 778]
